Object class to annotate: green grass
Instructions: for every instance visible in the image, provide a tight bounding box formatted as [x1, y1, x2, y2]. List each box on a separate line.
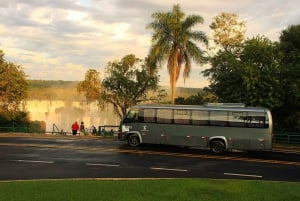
[0, 179, 299, 201]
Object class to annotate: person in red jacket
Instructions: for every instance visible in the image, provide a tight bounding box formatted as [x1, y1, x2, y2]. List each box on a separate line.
[71, 121, 79, 136]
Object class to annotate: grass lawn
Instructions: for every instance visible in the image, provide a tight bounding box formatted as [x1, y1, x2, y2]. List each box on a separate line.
[0, 179, 299, 201]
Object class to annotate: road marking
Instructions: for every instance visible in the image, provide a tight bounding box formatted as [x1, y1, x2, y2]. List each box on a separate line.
[86, 163, 120, 167]
[224, 172, 262, 178]
[150, 167, 188, 172]
[10, 159, 54, 164]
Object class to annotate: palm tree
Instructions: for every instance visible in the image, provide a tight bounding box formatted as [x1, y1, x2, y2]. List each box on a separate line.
[147, 4, 208, 103]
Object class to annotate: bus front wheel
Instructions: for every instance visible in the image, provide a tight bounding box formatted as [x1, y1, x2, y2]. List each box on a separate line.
[210, 140, 225, 154]
[128, 134, 140, 147]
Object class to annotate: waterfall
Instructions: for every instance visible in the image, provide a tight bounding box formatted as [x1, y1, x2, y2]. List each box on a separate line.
[26, 100, 120, 133]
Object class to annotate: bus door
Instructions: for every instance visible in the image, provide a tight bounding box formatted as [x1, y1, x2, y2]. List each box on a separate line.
[139, 108, 158, 144]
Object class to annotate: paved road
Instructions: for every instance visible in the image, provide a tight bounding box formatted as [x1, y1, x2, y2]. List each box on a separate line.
[0, 134, 299, 181]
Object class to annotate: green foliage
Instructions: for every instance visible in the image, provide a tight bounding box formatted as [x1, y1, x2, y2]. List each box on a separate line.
[273, 25, 300, 132]
[0, 49, 29, 120]
[28, 120, 46, 133]
[205, 23, 300, 132]
[147, 4, 208, 103]
[101, 54, 162, 118]
[204, 36, 281, 109]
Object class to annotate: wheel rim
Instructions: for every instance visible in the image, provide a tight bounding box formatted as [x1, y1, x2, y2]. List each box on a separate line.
[211, 141, 224, 153]
[129, 135, 139, 146]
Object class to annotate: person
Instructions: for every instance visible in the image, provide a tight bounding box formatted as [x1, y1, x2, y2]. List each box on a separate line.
[92, 126, 97, 135]
[88, 125, 97, 135]
[80, 122, 85, 135]
[71, 121, 79, 136]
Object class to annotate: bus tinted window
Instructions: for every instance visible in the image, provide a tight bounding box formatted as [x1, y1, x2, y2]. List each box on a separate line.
[228, 112, 247, 127]
[174, 109, 190, 125]
[191, 110, 209, 125]
[123, 109, 138, 123]
[246, 112, 267, 128]
[143, 109, 156, 123]
[157, 109, 173, 124]
[209, 111, 228, 126]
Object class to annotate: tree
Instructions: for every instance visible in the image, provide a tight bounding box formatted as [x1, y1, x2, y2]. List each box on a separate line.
[210, 12, 246, 53]
[77, 69, 103, 104]
[147, 4, 208, 104]
[203, 36, 281, 109]
[274, 25, 300, 131]
[101, 54, 163, 118]
[0, 49, 29, 120]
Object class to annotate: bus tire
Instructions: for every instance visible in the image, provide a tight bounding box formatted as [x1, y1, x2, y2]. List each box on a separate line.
[128, 134, 140, 147]
[210, 139, 225, 154]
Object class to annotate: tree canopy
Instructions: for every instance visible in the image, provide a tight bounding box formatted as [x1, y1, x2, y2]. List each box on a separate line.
[210, 12, 246, 52]
[77, 69, 103, 103]
[101, 54, 163, 118]
[0, 49, 29, 122]
[147, 4, 208, 103]
[273, 25, 300, 131]
[203, 22, 300, 132]
[78, 54, 164, 118]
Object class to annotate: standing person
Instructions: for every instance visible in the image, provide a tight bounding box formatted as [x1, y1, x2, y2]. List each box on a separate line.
[80, 122, 85, 136]
[71, 121, 79, 136]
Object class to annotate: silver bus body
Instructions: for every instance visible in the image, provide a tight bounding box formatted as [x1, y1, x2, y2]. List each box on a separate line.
[118, 104, 273, 154]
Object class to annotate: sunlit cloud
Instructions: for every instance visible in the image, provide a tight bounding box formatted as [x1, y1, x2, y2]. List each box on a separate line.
[0, 0, 299, 88]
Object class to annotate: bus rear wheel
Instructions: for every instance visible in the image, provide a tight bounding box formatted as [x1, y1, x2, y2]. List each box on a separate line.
[210, 140, 225, 154]
[128, 134, 140, 147]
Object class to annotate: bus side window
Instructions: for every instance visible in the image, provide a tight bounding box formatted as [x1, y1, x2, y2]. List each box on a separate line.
[229, 112, 247, 127]
[246, 112, 266, 128]
[143, 109, 156, 123]
[123, 110, 138, 123]
[174, 109, 190, 125]
[209, 110, 228, 127]
[191, 110, 209, 126]
[157, 109, 173, 124]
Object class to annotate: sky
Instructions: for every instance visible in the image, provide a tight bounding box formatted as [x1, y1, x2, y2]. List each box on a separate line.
[0, 0, 299, 88]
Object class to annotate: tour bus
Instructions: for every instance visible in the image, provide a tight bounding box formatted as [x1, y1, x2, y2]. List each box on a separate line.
[118, 103, 273, 154]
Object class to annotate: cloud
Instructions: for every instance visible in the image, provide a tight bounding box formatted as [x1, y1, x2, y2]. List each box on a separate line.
[0, 0, 299, 88]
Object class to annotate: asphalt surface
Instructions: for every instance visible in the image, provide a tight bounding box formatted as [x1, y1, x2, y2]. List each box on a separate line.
[0, 133, 299, 182]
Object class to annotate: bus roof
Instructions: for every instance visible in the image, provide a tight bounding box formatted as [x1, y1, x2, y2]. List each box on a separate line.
[131, 104, 270, 113]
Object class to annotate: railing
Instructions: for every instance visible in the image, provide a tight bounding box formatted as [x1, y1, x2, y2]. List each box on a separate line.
[51, 123, 66, 135]
[98, 125, 119, 136]
[273, 132, 300, 144]
[0, 126, 30, 133]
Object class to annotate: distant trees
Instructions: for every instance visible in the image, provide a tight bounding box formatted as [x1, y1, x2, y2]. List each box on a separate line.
[147, 4, 208, 103]
[0, 49, 29, 124]
[175, 91, 217, 105]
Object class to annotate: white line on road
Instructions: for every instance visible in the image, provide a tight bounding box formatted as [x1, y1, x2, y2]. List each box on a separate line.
[224, 172, 263, 178]
[86, 163, 120, 167]
[10, 159, 54, 164]
[150, 167, 188, 172]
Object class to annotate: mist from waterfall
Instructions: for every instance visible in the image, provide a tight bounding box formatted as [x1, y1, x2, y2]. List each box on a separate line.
[26, 100, 120, 133]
